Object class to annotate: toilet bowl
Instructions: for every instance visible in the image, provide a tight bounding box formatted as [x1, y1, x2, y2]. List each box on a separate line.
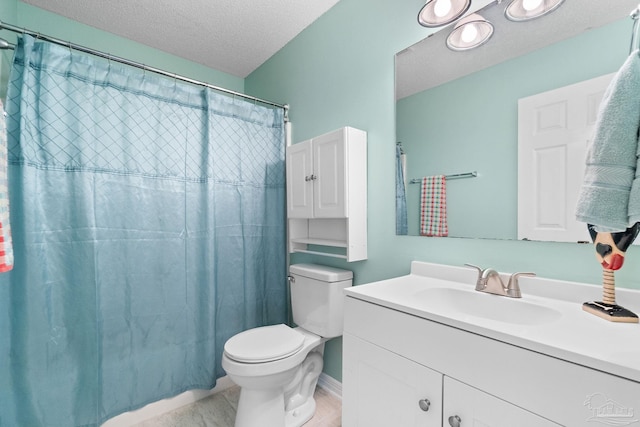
[222, 264, 353, 427]
[222, 326, 325, 427]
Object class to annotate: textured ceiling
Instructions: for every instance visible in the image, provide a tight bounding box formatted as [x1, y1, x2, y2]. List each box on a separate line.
[22, 0, 341, 78]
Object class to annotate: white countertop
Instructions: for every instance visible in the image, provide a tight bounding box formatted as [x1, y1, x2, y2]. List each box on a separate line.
[344, 261, 640, 383]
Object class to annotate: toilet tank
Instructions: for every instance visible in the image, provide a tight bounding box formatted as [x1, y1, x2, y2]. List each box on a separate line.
[289, 263, 353, 338]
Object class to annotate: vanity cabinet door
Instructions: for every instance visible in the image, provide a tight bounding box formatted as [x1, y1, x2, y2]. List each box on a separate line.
[443, 377, 561, 427]
[342, 333, 442, 427]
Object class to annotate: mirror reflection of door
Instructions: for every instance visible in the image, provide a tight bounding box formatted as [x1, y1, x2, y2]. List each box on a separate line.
[517, 74, 613, 243]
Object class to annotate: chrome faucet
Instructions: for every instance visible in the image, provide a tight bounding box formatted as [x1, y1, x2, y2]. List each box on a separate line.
[464, 264, 535, 298]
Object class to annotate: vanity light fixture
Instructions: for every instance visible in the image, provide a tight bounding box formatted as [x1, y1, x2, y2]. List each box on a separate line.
[446, 13, 494, 51]
[418, 0, 471, 27]
[504, 0, 565, 22]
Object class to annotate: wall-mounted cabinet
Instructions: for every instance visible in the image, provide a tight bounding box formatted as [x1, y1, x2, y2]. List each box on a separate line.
[286, 126, 367, 262]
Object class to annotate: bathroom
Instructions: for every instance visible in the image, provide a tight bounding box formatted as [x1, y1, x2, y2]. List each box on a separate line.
[1, 0, 640, 425]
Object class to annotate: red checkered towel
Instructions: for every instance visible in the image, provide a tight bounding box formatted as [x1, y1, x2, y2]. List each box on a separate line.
[420, 175, 448, 237]
[0, 103, 13, 272]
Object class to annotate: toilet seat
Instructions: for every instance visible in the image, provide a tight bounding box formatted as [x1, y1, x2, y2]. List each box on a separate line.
[224, 324, 305, 363]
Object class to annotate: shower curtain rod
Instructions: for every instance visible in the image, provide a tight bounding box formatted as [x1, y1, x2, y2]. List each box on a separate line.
[0, 20, 289, 114]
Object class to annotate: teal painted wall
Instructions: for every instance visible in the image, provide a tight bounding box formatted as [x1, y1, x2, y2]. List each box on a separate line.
[398, 18, 629, 238]
[246, 0, 640, 382]
[0, 0, 16, 98]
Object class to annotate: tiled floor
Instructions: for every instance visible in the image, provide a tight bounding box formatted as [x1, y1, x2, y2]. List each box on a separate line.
[133, 385, 341, 427]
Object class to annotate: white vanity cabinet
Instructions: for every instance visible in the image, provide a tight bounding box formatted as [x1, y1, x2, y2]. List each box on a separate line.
[286, 127, 367, 261]
[343, 279, 640, 427]
[343, 332, 559, 427]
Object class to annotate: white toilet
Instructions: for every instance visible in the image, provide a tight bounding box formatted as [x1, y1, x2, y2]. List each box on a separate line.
[221, 263, 353, 427]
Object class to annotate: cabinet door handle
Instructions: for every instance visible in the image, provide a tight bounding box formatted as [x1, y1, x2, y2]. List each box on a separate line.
[418, 398, 431, 412]
[448, 415, 462, 427]
[304, 174, 317, 181]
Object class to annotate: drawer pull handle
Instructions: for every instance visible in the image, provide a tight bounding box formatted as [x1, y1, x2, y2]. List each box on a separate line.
[448, 415, 462, 427]
[418, 398, 431, 411]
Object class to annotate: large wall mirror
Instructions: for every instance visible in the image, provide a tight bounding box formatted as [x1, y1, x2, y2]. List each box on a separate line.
[395, 0, 638, 241]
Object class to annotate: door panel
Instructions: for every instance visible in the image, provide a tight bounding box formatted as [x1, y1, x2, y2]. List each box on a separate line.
[518, 73, 613, 242]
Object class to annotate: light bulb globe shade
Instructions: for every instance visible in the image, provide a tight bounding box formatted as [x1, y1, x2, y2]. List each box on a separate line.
[460, 23, 478, 43]
[522, 0, 543, 11]
[505, 0, 565, 22]
[446, 14, 494, 51]
[434, 0, 452, 17]
[418, 0, 471, 27]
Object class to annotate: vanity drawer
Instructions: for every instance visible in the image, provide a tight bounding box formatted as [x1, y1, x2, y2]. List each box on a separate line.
[344, 296, 640, 426]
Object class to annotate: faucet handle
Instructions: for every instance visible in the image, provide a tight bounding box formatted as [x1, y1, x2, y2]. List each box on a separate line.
[506, 272, 536, 298]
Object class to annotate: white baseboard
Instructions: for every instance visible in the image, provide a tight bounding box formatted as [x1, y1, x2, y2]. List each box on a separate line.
[317, 372, 342, 399]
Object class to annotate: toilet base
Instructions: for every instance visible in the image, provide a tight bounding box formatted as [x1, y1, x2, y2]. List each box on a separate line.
[235, 386, 287, 427]
[283, 350, 324, 427]
[230, 350, 325, 427]
[233, 378, 321, 427]
[285, 396, 316, 427]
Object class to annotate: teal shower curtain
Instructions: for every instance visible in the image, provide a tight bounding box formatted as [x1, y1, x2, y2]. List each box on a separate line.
[396, 144, 408, 235]
[0, 35, 287, 426]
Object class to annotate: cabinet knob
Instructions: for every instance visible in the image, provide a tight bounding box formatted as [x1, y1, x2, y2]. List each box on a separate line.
[448, 415, 462, 427]
[418, 398, 431, 412]
[304, 174, 317, 181]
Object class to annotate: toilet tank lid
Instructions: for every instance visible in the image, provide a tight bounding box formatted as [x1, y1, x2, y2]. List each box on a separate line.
[289, 263, 353, 282]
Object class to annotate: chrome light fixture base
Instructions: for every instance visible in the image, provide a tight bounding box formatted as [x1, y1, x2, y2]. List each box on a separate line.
[418, 0, 471, 28]
[505, 0, 565, 22]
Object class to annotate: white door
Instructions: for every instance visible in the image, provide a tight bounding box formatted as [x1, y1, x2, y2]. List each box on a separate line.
[342, 334, 442, 427]
[286, 140, 314, 218]
[518, 73, 613, 242]
[313, 128, 347, 218]
[443, 377, 561, 427]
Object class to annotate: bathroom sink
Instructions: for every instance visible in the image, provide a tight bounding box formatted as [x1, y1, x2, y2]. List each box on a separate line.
[344, 261, 640, 385]
[413, 287, 563, 325]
